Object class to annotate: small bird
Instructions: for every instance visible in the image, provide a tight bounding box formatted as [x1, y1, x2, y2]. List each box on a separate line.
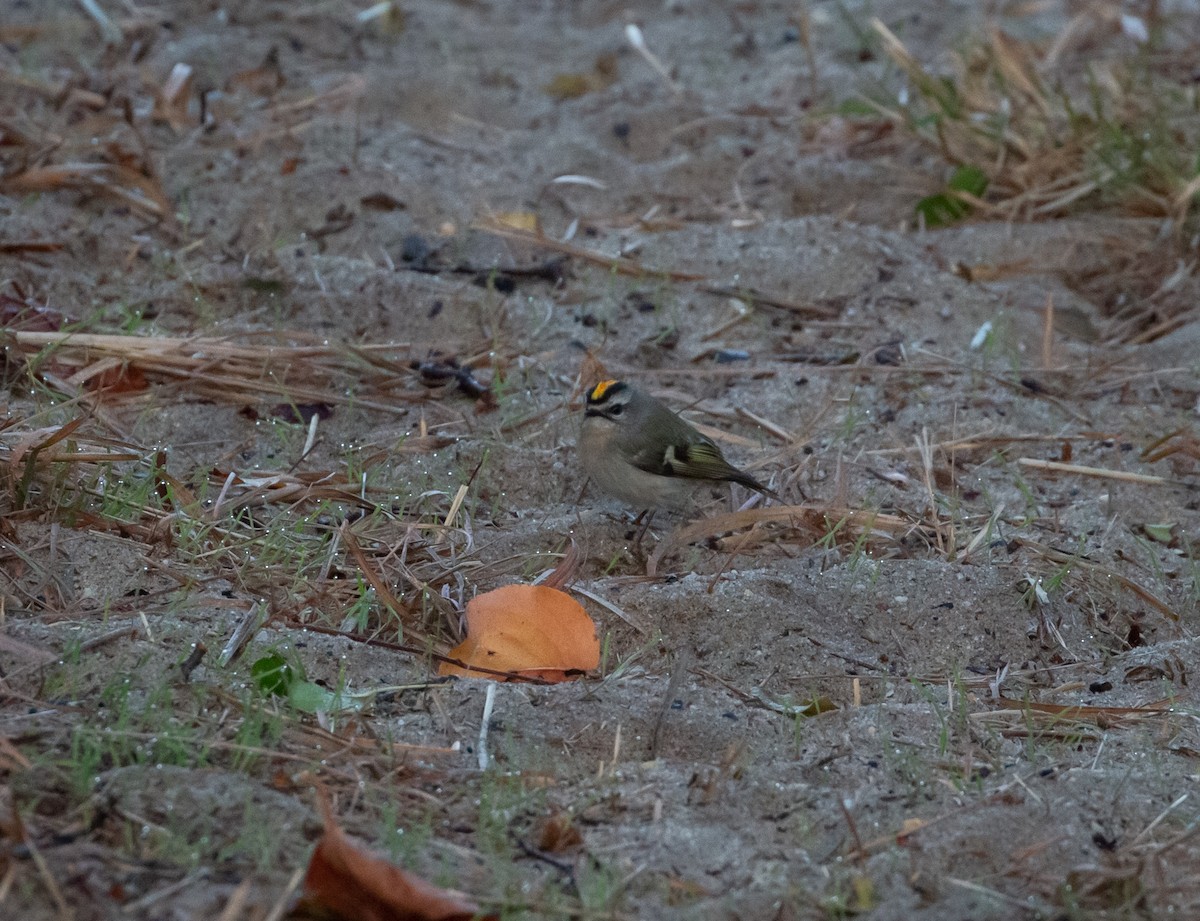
[579, 379, 778, 511]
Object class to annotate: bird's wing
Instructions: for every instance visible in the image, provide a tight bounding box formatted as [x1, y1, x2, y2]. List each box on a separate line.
[626, 436, 777, 497]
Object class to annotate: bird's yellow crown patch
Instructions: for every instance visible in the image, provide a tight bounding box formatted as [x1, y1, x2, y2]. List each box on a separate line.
[589, 379, 620, 402]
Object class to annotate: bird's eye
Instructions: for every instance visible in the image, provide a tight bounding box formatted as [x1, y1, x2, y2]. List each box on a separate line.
[609, 404, 623, 416]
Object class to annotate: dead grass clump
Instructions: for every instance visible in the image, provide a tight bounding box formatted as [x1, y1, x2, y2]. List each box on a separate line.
[864, 11, 1200, 342]
[3, 328, 486, 413]
[0, 402, 477, 659]
[870, 16, 1200, 230]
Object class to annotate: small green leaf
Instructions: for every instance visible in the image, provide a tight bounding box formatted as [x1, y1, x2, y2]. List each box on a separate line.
[1142, 522, 1175, 543]
[286, 681, 342, 713]
[251, 653, 294, 697]
[947, 164, 989, 196]
[287, 681, 378, 714]
[834, 98, 879, 118]
[915, 165, 990, 227]
[915, 193, 969, 226]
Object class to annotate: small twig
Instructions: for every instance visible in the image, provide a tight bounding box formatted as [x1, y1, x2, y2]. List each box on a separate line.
[215, 879, 253, 921]
[915, 427, 949, 556]
[22, 829, 72, 921]
[946, 877, 1045, 912]
[514, 836, 576, 876]
[79, 624, 143, 653]
[218, 603, 269, 667]
[122, 870, 208, 913]
[733, 406, 793, 443]
[839, 797, 866, 862]
[262, 867, 306, 921]
[706, 525, 760, 592]
[1041, 293, 1056, 369]
[442, 483, 469, 528]
[1018, 457, 1173, 486]
[649, 646, 692, 759]
[1131, 792, 1189, 847]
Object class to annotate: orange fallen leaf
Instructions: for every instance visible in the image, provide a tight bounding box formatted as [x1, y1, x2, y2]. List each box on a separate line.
[439, 585, 600, 682]
[303, 794, 491, 921]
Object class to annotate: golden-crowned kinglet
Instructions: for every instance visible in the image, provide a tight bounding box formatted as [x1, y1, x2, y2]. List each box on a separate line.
[579, 379, 778, 510]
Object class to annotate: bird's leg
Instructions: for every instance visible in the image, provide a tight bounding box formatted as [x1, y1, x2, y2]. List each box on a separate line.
[631, 508, 656, 550]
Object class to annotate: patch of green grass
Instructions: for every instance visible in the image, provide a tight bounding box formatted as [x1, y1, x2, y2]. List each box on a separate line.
[845, 514, 881, 573]
[229, 693, 287, 773]
[471, 773, 544, 906]
[575, 855, 628, 915]
[994, 451, 1042, 525]
[215, 793, 295, 871]
[813, 512, 850, 555]
[600, 631, 660, 683]
[916, 164, 990, 227]
[912, 680, 953, 759]
[1021, 539, 1086, 610]
[601, 546, 626, 576]
[833, 393, 867, 445]
[341, 573, 377, 632]
[57, 664, 214, 804]
[374, 794, 435, 865]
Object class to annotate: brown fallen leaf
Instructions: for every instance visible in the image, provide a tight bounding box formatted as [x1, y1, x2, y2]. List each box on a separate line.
[0, 290, 66, 331]
[83, 363, 149, 395]
[536, 810, 583, 853]
[576, 351, 611, 403]
[302, 793, 492, 921]
[439, 584, 600, 682]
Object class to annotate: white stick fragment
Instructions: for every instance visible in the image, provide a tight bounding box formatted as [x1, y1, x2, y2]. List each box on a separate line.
[969, 320, 993, 350]
[78, 0, 122, 42]
[356, 1, 393, 23]
[477, 682, 496, 771]
[302, 411, 320, 457]
[551, 174, 608, 190]
[625, 23, 680, 92]
[211, 470, 237, 520]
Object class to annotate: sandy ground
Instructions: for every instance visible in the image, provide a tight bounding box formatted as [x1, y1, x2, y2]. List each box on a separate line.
[2, 1, 1199, 918]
